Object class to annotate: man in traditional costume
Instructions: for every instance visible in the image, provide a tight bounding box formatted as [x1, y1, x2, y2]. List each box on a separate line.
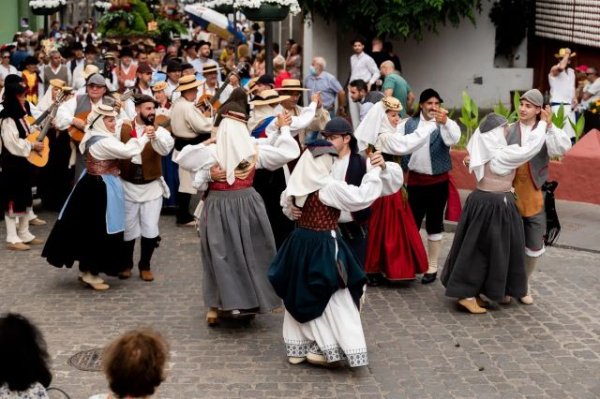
[118, 94, 174, 282]
[169, 74, 212, 226]
[268, 137, 387, 367]
[505, 89, 571, 304]
[401, 88, 462, 284]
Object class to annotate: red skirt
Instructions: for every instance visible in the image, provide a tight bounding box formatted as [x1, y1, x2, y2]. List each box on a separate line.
[364, 190, 428, 280]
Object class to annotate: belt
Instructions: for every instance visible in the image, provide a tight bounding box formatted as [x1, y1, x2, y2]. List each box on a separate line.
[174, 133, 211, 151]
[550, 102, 570, 107]
[123, 164, 155, 185]
[337, 222, 367, 241]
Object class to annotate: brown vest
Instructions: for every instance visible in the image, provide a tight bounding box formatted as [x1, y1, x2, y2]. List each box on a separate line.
[119, 121, 162, 182]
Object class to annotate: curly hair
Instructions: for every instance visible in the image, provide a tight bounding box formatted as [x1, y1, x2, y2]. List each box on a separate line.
[103, 329, 168, 398]
[0, 313, 52, 391]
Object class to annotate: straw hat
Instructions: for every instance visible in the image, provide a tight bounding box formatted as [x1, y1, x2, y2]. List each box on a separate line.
[381, 96, 402, 112]
[49, 78, 66, 89]
[202, 63, 219, 75]
[175, 75, 203, 92]
[82, 64, 100, 79]
[248, 89, 290, 106]
[222, 110, 248, 124]
[554, 48, 576, 58]
[96, 103, 118, 117]
[152, 81, 168, 92]
[276, 79, 309, 92]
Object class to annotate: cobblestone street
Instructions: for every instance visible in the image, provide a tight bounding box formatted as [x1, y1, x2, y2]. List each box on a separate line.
[1, 213, 599, 399]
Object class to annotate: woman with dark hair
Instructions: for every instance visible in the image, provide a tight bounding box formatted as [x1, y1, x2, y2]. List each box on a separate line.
[89, 329, 168, 399]
[0, 313, 52, 398]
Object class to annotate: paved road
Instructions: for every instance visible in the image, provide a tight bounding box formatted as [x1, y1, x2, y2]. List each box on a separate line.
[0, 213, 599, 399]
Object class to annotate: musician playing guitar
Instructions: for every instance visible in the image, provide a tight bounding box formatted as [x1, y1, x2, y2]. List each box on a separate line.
[55, 73, 110, 180]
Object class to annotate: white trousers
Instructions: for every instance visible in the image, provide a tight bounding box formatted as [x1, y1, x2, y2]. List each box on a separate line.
[124, 197, 162, 241]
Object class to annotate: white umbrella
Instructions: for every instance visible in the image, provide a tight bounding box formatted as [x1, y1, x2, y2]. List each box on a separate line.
[184, 4, 245, 42]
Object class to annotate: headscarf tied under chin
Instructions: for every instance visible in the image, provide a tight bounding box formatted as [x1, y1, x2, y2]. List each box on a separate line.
[354, 101, 399, 151]
[78, 110, 114, 153]
[216, 117, 257, 185]
[285, 148, 335, 207]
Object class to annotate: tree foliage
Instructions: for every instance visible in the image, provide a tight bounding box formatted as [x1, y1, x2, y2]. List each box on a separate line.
[298, 0, 483, 39]
[489, 0, 533, 65]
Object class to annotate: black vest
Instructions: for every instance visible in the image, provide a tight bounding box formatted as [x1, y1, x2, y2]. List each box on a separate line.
[345, 152, 371, 224]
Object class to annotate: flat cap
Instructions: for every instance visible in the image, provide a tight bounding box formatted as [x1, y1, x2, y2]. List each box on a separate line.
[322, 117, 353, 135]
[521, 89, 543, 107]
[479, 113, 508, 133]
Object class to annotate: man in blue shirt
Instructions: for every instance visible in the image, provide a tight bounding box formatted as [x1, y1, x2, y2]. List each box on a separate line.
[304, 56, 346, 119]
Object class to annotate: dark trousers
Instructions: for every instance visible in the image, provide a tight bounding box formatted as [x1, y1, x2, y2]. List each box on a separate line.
[407, 181, 449, 235]
[176, 192, 194, 224]
[338, 222, 368, 267]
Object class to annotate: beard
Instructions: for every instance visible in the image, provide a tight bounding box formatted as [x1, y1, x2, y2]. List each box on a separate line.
[140, 113, 155, 125]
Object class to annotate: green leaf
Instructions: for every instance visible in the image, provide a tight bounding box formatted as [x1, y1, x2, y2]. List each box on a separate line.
[513, 90, 521, 113]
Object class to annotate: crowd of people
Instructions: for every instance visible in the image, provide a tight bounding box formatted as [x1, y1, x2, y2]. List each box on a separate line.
[0, 14, 575, 379]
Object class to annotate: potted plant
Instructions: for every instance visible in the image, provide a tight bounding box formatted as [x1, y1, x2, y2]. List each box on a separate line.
[238, 0, 301, 21]
[29, 0, 67, 15]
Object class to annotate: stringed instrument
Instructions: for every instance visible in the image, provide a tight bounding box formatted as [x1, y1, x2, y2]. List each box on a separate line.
[27, 88, 71, 167]
[196, 62, 249, 113]
[68, 90, 134, 143]
[155, 114, 171, 131]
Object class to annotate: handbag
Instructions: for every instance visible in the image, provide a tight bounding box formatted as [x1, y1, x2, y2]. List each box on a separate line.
[542, 180, 561, 246]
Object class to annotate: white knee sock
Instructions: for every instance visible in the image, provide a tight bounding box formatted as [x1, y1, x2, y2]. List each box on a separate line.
[427, 239, 442, 274]
[17, 216, 35, 243]
[4, 215, 21, 243]
[524, 256, 538, 293]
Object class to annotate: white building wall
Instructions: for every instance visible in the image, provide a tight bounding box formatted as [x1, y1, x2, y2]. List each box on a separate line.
[328, 1, 533, 109]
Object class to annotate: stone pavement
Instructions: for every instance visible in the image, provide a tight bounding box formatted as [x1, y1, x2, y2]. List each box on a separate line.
[0, 212, 599, 399]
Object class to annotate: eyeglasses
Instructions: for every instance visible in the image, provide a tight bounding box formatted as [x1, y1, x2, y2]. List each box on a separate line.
[2, 56, 10, 59]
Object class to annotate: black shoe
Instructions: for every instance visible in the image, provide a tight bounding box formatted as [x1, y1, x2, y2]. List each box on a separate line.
[367, 273, 384, 287]
[421, 272, 437, 284]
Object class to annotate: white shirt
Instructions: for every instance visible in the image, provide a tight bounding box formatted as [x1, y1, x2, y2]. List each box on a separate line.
[582, 77, 600, 108]
[489, 121, 548, 176]
[0, 118, 32, 157]
[518, 121, 571, 157]
[0, 64, 20, 83]
[332, 153, 404, 222]
[350, 52, 380, 86]
[549, 68, 575, 104]
[165, 79, 179, 102]
[376, 119, 437, 155]
[403, 113, 461, 175]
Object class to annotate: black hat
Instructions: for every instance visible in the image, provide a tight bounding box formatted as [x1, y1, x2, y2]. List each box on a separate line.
[179, 62, 194, 71]
[198, 40, 211, 48]
[419, 88, 443, 104]
[133, 93, 159, 107]
[256, 74, 275, 86]
[84, 44, 98, 54]
[22, 55, 37, 66]
[119, 46, 134, 58]
[183, 41, 197, 50]
[3, 74, 23, 86]
[305, 136, 338, 158]
[166, 60, 182, 73]
[322, 117, 358, 152]
[71, 41, 84, 51]
[3, 81, 26, 96]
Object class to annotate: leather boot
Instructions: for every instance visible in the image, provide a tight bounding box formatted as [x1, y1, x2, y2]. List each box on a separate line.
[139, 236, 160, 281]
[119, 239, 136, 279]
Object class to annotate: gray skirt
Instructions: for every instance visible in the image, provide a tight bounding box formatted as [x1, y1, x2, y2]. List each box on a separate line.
[200, 187, 281, 312]
[440, 190, 527, 302]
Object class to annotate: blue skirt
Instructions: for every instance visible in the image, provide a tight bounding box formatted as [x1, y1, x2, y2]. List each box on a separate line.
[268, 228, 367, 323]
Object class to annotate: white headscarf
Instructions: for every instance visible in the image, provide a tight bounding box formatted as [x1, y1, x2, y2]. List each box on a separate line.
[79, 110, 114, 153]
[467, 125, 508, 182]
[285, 149, 335, 207]
[354, 101, 402, 151]
[216, 117, 257, 185]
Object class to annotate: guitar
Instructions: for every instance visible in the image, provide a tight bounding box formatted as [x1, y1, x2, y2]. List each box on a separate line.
[68, 90, 134, 143]
[27, 88, 71, 167]
[196, 62, 249, 113]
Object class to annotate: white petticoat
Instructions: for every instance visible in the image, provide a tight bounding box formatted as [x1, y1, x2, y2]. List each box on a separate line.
[283, 288, 368, 367]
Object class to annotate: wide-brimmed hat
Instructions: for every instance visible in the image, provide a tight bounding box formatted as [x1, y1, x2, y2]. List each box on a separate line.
[202, 63, 219, 75]
[96, 103, 118, 117]
[382, 96, 402, 112]
[82, 64, 100, 79]
[554, 48, 576, 58]
[248, 89, 290, 106]
[152, 81, 168, 92]
[276, 79, 309, 92]
[49, 78, 66, 89]
[175, 74, 203, 92]
[222, 109, 248, 123]
[119, 46, 134, 58]
[104, 51, 117, 60]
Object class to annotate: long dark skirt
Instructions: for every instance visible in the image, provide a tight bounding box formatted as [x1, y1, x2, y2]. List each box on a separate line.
[441, 190, 527, 302]
[39, 130, 74, 211]
[200, 187, 281, 312]
[42, 174, 124, 276]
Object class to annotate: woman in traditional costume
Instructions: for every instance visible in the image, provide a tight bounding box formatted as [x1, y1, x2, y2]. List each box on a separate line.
[268, 138, 386, 368]
[354, 97, 436, 283]
[42, 104, 151, 290]
[174, 105, 300, 325]
[441, 111, 551, 314]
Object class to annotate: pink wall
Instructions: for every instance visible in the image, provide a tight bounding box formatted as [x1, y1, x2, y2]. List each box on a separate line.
[450, 130, 600, 205]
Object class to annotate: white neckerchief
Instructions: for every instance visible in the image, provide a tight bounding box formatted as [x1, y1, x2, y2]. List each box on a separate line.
[286, 150, 335, 207]
[354, 101, 397, 151]
[216, 117, 257, 185]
